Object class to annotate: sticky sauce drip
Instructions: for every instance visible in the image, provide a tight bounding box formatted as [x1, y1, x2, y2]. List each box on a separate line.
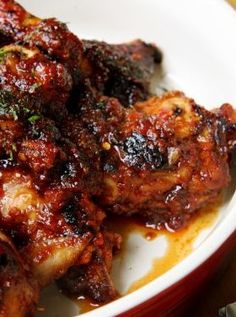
[78, 198, 220, 313]
[127, 201, 219, 293]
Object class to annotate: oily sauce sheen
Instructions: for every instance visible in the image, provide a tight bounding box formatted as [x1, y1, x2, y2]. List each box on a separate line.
[78, 197, 220, 313]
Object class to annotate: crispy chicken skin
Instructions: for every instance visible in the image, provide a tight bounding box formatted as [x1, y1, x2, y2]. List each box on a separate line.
[0, 232, 38, 317]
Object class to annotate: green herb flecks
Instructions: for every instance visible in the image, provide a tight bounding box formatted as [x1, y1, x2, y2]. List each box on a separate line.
[11, 143, 17, 152]
[28, 114, 40, 123]
[8, 143, 17, 161]
[10, 108, 18, 121]
[23, 107, 31, 114]
[29, 82, 42, 93]
[0, 48, 9, 64]
[0, 100, 20, 121]
[95, 101, 106, 110]
[8, 150, 14, 161]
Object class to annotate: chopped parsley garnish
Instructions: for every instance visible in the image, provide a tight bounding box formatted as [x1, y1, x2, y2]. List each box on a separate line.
[11, 143, 17, 152]
[0, 48, 8, 63]
[8, 150, 13, 161]
[28, 114, 41, 123]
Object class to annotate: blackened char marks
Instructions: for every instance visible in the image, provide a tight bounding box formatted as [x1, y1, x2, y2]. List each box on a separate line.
[121, 132, 166, 170]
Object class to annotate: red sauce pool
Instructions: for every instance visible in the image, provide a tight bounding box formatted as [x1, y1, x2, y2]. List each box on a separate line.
[77, 196, 221, 312]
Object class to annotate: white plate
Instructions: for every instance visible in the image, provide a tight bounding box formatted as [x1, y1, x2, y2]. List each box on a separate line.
[18, 0, 236, 316]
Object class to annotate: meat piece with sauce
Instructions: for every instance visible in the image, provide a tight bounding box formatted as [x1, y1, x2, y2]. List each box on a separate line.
[0, 0, 235, 314]
[0, 103, 120, 313]
[58, 230, 121, 303]
[81, 39, 162, 106]
[0, 44, 72, 119]
[0, 0, 161, 103]
[75, 91, 235, 230]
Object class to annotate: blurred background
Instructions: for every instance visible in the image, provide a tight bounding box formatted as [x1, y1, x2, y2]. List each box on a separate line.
[228, 0, 236, 7]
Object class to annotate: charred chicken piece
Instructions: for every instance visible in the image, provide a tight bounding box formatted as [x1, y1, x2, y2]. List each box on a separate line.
[76, 91, 233, 230]
[0, 232, 38, 317]
[0, 0, 162, 103]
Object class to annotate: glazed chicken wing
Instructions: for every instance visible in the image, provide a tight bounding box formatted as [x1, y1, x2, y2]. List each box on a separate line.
[75, 91, 233, 230]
